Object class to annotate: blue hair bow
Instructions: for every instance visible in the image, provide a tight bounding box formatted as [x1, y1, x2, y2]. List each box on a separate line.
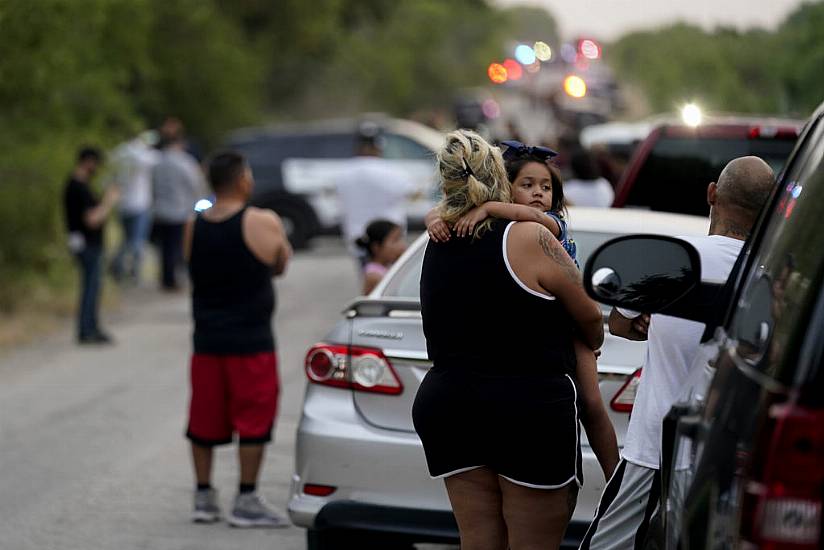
[501, 140, 558, 162]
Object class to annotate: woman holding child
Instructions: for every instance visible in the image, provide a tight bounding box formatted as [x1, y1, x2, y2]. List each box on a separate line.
[413, 130, 617, 550]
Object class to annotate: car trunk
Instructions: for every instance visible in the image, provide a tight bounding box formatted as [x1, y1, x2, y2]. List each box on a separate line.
[347, 301, 644, 443]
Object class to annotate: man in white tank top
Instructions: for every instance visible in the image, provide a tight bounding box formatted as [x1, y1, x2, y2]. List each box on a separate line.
[580, 157, 776, 550]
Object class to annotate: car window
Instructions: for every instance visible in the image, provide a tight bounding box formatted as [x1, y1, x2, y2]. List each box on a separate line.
[729, 118, 824, 383]
[568, 230, 615, 269]
[309, 133, 356, 158]
[382, 134, 433, 160]
[381, 244, 426, 298]
[380, 229, 618, 300]
[625, 136, 795, 216]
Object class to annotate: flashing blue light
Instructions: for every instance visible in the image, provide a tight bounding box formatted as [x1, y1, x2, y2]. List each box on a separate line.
[194, 199, 213, 212]
[792, 185, 803, 199]
[515, 44, 536, 66]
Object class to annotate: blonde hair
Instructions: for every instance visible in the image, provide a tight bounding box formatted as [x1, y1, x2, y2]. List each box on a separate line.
[435, 129, 511, 238]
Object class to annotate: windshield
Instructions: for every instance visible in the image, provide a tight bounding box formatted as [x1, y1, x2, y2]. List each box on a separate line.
[625, 136, 796, 216]
[381, 229, 620, 300]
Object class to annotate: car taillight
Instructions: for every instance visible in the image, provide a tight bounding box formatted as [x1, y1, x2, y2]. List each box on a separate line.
[749, 126, 799, 140]
[303, 484, 337, 497]
[611, 368, 642, 412]
[305, 343, 403, 395]
[740, 403, 824, 549]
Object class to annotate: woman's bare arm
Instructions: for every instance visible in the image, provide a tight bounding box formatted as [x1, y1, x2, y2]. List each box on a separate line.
[574, 340, 619, 479]
[533, 225, 603, 349]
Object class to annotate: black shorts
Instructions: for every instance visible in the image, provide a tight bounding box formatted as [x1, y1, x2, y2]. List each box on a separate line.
[412, 367, 583, 489]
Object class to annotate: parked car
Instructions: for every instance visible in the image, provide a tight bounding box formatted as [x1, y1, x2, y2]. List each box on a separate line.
[612, 115, 803, 216]
[225, 117, 443, 248]
[287, 207, 709, 549]
[581, 101, 824, 549]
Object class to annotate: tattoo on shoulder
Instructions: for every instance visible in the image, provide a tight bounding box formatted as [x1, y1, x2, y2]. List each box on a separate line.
[537, 227, 581, 285]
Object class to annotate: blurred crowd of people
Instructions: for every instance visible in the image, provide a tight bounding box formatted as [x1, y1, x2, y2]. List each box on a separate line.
[62, 117, 206, 344]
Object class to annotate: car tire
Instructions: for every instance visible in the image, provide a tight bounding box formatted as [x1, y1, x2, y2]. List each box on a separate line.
[306, 528, 416, 550]
[274, 203, 312, 250]
[253, 196, 316, 250]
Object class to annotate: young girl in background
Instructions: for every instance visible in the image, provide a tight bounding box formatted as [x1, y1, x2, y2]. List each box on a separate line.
[425, 140, 620, 479]
[356, 219, 407, 295]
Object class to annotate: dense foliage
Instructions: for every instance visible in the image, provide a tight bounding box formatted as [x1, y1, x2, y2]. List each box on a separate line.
[0, 0, 521, 310]
[608, 1, 824, 117]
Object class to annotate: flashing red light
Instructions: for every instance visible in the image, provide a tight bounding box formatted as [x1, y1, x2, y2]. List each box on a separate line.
[502, 59, 523, 81]
[579, 39, 601, 60]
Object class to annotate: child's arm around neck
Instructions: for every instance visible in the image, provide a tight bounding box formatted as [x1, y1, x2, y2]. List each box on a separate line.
[484, 201, 561, 238]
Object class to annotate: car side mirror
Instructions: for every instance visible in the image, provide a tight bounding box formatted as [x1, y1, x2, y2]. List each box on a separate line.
[583, 235, 702, 312]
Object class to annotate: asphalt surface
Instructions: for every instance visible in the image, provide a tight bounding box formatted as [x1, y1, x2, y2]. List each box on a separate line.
[0, 238, 429, 550]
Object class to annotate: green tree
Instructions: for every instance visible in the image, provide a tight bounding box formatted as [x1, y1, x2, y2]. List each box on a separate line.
[778, 1, 824, 114]
[0, 0, 265, 310]
[607, 1, 824, 118]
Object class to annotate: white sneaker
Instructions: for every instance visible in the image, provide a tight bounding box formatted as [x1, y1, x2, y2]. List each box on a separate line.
[228, 492, 289, 528]
[192, 488, 221, 523]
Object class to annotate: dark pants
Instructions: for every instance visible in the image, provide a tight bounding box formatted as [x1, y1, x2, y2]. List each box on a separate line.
[153, 221, 184, 289]
[111, 210, 151, 281]
[75, 245, 103, 338]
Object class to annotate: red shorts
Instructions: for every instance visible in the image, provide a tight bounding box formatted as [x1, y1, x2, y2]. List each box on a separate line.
[186, 352, 279, 446]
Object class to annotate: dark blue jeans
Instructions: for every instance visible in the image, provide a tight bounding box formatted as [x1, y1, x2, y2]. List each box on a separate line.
[111, 210, 151, 281]
[75, 245, 103, 338]
[152, 221, 184, 289]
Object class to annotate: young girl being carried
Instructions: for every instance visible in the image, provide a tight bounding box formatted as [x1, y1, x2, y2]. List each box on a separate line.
[356, 219, 408, 295]
[425, 140, 620, 479]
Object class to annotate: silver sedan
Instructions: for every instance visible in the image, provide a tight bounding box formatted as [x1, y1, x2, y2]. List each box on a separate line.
[288, 207, 710, 549]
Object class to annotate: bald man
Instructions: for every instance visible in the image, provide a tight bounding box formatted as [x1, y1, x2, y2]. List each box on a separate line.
[580, 156, 774, 550]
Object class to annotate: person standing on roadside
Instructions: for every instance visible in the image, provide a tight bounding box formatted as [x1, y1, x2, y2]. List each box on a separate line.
[152, 129, 206, 291]
[63, 147, 119, 344]
[563, 148, 614, 208]
[109, 131, 159, 283]
[579, 156, 775, 550]
[335, 122, 419, 266]
[183, 152, 292, 528]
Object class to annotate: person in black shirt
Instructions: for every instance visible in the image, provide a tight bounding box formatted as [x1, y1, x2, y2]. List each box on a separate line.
[413, 130, 604, 549]
[182, 151, 291, 527]
[63, 147, 119, 344]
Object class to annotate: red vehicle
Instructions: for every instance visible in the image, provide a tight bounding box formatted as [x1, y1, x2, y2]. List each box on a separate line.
[612, 116, 803, 216]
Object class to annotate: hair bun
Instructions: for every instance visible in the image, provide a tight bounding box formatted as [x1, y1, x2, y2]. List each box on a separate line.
[466, 173, 489, 206]
[355, 236, 370, 250]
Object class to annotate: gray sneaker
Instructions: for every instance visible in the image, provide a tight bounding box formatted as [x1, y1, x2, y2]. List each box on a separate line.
[228, 492, 289, 528]
[192, 488, 221, 523]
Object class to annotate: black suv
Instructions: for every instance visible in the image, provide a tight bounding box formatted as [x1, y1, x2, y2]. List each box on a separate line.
[583, 100, 824, 549]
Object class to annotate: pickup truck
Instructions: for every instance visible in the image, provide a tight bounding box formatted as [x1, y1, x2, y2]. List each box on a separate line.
[612, 116, 803, 216]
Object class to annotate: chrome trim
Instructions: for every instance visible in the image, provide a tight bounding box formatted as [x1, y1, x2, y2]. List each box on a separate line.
[388, 310, 422, 319]
[383, 349, 431, 362]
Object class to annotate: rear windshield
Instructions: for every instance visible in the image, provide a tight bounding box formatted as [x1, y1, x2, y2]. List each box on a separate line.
[624, 136, 796, 216]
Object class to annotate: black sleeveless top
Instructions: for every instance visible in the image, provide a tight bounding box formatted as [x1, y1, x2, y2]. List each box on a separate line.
[189, 208, 276, 354]
[420, 219, 576, 376]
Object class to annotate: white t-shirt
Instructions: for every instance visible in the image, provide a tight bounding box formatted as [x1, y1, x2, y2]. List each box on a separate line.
[110, 139, 159, 214]
[621, 234, 744, 470]
[335, 156, 418, 246]
[563, 177, 614, 208]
